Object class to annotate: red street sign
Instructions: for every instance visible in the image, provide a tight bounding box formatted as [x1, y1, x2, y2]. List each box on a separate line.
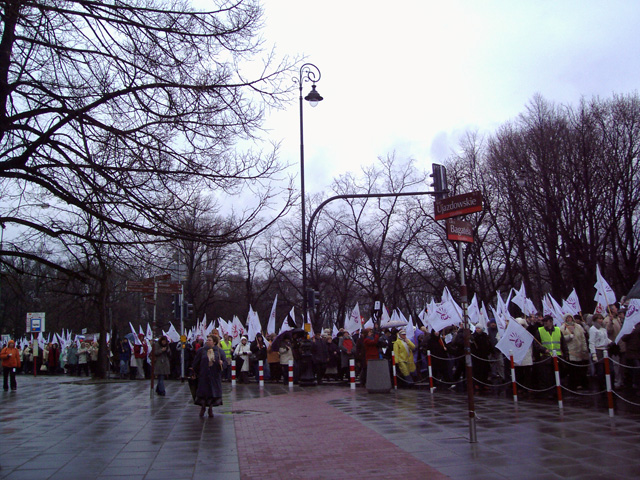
[155, 282, 182, 294]
[446, 218, 474, 243]
[143, 295, 156, 305]
[142, 273, 171, 283]
[126, 281, 155, 293]
[434, 191, 483, 221]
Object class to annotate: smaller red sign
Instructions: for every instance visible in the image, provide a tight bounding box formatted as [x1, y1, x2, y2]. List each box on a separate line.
[155, 282, 183, 294]
[126, 281, 155, 293]
[446, 218, 474, 243]
[143, 295, 156, 305]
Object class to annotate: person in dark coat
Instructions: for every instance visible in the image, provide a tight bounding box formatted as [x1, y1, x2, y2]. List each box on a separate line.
[153, 336, 171, 395]
[119, 339, 131, 379]
[310, 332, 329, 384]
[250, 333, 268, 381]
[47, 343, 61, 375]
[326, 335, 340, 381]
[471, 325, 493, 390]
[427, 330, 450, 384]
[192, 335, 227, 417]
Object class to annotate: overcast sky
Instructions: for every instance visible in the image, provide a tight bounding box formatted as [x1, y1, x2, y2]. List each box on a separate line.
[259, 0, 640, 194]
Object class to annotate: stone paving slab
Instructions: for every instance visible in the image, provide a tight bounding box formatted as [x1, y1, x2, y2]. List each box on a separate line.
[231, 388, 450, 480]
[1, 375, 640, 480]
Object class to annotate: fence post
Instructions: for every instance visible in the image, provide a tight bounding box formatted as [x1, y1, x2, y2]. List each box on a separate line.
[510, 350, 518, 404]
[604, 350, 614, 417]
[288, 360, 294, 389]
[392, 351, 398, 390]
[259, 360, 264, 389]
[349, 358, 356, 390]
[552, 351, 563, 410]
[427, 349, 434, 393]
[231, 359, 236, 387]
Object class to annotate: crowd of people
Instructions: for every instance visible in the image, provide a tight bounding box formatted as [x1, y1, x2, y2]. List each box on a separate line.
[3, 303, 639, 400]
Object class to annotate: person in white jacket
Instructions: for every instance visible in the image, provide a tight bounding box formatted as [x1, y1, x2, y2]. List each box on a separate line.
[233, 336, 251, 383]
[589, 314, 612, 390]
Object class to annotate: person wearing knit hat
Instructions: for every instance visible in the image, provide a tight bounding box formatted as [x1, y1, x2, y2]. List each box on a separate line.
[1, 340, 22, 391]
[233, 336, 251, 383]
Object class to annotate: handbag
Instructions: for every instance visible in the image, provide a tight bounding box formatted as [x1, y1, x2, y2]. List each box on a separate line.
[40, 364, 48, 372]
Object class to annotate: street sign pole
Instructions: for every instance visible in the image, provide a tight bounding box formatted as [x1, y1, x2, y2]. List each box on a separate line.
[180, 282, 185, 381]
[436, 190, 482, 444]
[459, 241, 477, 443]
[150, 282, 157, 398]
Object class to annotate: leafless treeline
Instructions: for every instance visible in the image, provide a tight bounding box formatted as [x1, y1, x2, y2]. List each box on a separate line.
[5, 93, 639, 342]
[1, 4, 638, 356]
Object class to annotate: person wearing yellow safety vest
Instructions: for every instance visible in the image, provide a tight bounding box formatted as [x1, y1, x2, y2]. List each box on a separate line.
[219, 334, 233, 382]
[533, 315, 568, 393]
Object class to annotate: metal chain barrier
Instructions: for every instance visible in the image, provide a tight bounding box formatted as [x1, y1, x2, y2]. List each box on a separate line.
[612, 390, 640, 407]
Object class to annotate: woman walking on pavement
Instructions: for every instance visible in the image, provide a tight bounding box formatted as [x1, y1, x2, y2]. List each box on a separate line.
[154, 336, 171, 395]
[192, 335, 227, 417]
[1, 340, 21, 391]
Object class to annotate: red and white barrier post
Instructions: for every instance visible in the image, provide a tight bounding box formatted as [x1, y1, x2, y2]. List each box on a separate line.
[288, 360, 294, 389]
[510, 351, 518, 403]
[427, 350, 434, 393]
[604, 350, 614, 417]
[349, 358, 356, 390]
[231, 359, 236, 387]
[391, 351, 398, 390]
[552, 351, 563, 410]
[258, 360, 264, 388]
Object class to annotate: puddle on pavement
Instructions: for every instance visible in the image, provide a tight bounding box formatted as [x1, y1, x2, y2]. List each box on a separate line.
[221, 410, 266, 416]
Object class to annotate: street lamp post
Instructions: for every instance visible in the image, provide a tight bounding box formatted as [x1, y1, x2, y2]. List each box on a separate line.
[296, 63, 323, 329]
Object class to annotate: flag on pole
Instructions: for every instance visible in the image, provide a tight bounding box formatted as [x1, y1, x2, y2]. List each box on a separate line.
[405, 315, 415, 341]
[218, 318, 229, 337]
[231, 316, 245, 346]
[615, 299, 640, 344]
[379, 304, 391, 326]
[266, 295, 277, 336]
[129, 323, 142, 345]
[418, 307, 428, 328]
[564, 289, 582, 315]
[284, 306, 296, 331]
[442, 287, 463, 321]
[246, 308, 261, 341]
[495, 318, 535, 366]
[429, 301, 460, 332]
[594, 265, 616, 307]
[511, 283, 525, 312]
[467, 294, 480, 326]
[167, 323, 181, 343]
[344, 303, 361, 335]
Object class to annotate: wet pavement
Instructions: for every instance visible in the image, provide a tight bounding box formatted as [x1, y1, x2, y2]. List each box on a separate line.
[1, 375, 639, 479]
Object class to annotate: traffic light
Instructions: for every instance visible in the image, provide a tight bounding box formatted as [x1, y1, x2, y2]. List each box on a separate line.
[430, 163, 448, 201]
[306, 289, 315, 308]
[306, 289, 321, 308]
[172, 294, 180, 320]
[183, 302, 194, 319]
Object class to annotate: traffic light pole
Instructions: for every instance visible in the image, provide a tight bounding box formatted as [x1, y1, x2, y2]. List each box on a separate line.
[305, 190, 447, 254]
[458, 241, 477, 443]
[180, 285, 185, 381]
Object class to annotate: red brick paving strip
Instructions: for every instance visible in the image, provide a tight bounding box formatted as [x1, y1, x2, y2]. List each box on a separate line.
[233, 388, 451, 480]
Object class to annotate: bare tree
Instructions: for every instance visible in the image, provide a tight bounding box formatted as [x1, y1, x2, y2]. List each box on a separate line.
[0, 0, 296, 272]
